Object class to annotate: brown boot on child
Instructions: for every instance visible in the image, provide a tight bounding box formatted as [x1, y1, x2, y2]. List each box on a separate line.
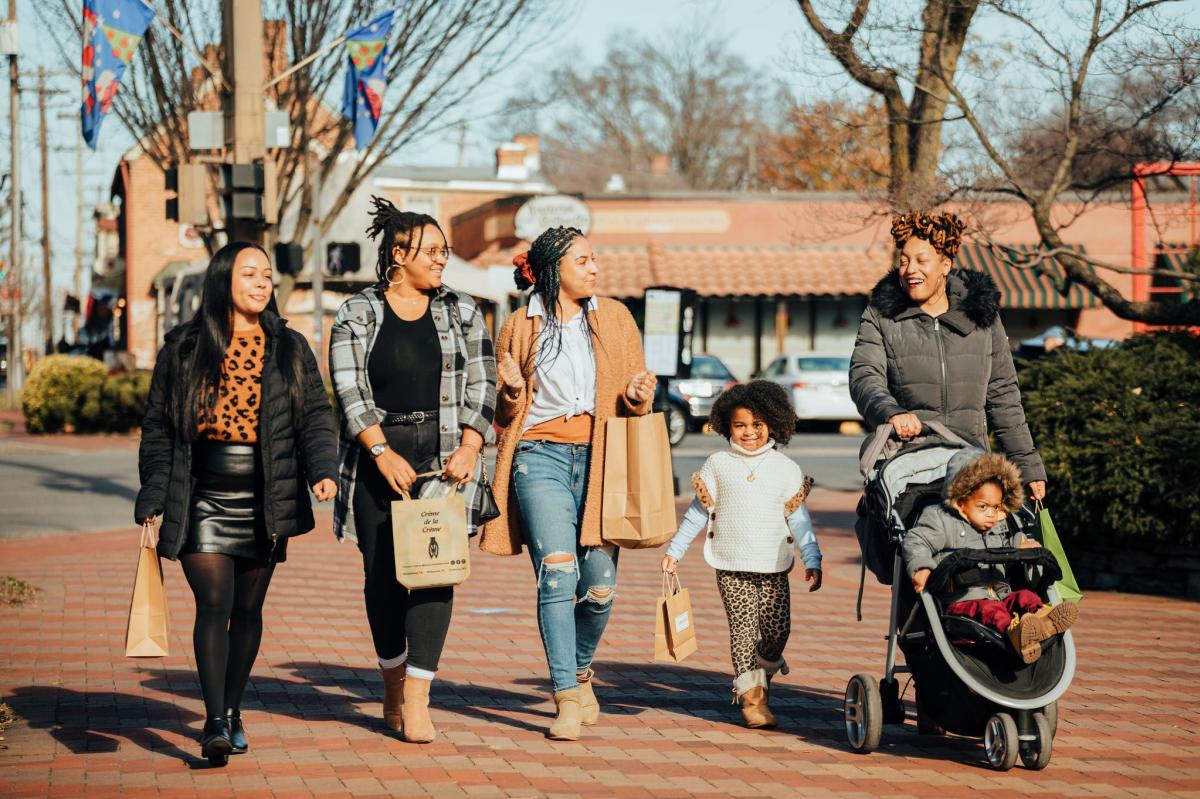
[1034, 602, 1079, 637]
[734, 669, 776, 729]
[1007, 613, 1052, 664]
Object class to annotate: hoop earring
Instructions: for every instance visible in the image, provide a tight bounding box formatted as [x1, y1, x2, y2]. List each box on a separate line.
[386, 265, 406, 286]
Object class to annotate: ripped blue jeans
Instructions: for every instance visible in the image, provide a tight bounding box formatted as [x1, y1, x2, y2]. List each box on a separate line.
[513, 439, 618, 693]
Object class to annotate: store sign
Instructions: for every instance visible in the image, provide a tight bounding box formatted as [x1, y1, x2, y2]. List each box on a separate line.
[514, 194, 592, 241]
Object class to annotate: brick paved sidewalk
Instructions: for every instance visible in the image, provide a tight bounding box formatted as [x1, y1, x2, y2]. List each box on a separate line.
[2, 489, 1198, 798]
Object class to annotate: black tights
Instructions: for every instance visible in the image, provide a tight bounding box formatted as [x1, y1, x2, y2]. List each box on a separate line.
[180, 552, 276, 720]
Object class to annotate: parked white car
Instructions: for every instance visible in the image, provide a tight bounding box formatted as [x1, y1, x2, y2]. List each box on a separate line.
[756, 352, 861, 424]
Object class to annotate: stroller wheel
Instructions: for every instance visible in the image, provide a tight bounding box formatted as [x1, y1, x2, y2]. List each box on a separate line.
[1020, 711, 1054, 770]
[844, 674, 883, 754]
[1040, 701, 1058, 738]
[984, 713, 1019, 771]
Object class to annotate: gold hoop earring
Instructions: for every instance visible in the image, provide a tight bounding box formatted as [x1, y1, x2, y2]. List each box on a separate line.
[386, 265, 406, 286]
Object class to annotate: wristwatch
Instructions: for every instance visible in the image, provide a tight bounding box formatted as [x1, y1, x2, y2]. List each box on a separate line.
[369, 442, 388, 459]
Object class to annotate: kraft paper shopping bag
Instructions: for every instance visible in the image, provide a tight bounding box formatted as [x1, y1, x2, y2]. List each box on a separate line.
[125, 522, 171, 658]
[392, 471, 471, 589]
[602, 412, 676, 549]
[654, 574, 697, 662]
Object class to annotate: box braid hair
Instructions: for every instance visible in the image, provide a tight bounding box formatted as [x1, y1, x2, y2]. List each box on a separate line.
[365, 195, 443, 285]
[512, 225, 595, 371]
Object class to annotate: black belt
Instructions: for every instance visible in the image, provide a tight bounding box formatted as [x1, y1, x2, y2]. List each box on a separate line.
[382, 409, 438, 425]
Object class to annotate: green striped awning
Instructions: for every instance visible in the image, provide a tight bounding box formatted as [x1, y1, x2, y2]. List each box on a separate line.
[1153, 244, 1199, 303]
[957, 242, 1102, 309]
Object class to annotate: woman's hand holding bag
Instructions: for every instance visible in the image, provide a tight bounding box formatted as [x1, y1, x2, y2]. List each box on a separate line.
[625, 370, 656, 405]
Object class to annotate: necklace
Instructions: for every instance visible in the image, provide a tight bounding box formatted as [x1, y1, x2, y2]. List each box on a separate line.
[739, 459, 764, 482]
[729, 438, 775, 482]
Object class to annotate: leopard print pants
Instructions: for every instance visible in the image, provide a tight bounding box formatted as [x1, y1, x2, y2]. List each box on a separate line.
[716, 570, 791, 676]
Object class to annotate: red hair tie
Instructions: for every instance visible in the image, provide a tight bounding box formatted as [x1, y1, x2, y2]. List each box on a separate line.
[512, 251, 536, 286]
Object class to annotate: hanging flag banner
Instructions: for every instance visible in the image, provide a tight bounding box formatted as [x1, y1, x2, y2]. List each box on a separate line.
[81, 0, 157, 150]
[342, 8, 398, 150]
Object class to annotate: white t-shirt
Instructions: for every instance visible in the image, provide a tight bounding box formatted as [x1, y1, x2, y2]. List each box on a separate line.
[522, 294, 598, 431]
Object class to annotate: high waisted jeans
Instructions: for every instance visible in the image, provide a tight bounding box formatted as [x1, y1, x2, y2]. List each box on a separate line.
[512, 439, 618, 693]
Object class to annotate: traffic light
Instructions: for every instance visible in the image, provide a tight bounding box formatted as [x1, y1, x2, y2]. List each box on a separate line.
[273, 242, 303, 276]
[327, 242, 360, 277]
[165, 163, 207, 225]
[219, 162, 265, 222]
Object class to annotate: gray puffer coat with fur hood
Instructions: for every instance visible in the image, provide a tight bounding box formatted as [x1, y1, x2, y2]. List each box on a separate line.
[850, 269, 1047, 483]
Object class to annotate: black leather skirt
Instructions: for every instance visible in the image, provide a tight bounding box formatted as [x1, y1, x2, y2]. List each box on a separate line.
[183, 441, 285, 563]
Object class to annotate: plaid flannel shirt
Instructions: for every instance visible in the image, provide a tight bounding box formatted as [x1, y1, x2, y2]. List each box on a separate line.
[329, 284, 497, 543]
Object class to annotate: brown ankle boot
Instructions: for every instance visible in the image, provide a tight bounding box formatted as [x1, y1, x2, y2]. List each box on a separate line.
[549, 688, 582, 740]
[1007, 614, 1051, 664]
[401, 675, 436, 743]
[380, 665, 405, 733]
[1035, 602, 1079, 637]
[576, 669, 600, 726]
[735, 669, 776, 729]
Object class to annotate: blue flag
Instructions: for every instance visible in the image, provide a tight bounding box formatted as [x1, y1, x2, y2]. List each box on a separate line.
[80, 0, 156, 150]
[342, 8, 397, 150]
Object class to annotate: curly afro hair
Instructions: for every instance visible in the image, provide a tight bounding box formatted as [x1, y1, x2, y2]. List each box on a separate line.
[890, 211, 967, 260]
[708, 380, 798, 446]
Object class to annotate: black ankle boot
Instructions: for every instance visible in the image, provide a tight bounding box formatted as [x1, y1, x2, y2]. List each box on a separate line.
[200, 717, 233, 766]
[226, 709, 248, 754]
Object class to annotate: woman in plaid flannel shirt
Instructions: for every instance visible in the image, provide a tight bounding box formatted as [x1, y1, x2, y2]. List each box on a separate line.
[329, 197, 496, 743]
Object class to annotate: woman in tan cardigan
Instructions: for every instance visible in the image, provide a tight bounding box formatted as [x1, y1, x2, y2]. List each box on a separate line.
[480, 226, 655, 740]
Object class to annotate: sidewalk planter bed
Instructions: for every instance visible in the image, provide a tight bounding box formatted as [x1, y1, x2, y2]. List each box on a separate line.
[21, 355, 151, 434]
[1020, 332, 1200, 598]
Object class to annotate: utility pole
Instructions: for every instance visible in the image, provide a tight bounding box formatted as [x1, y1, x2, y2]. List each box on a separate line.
[221, 0, 266, 244]
[5, 0, 24, 404]
[309, 155, 325, 368]
[37, 66, 53, 354]
[56, 111, 85, 342]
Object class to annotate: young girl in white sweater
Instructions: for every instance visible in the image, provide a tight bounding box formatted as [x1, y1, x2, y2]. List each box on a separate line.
[662, 380, 822, 728]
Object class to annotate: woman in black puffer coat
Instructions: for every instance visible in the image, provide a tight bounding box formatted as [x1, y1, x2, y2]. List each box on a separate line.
[135, 242, 338, 766]
[850, 211, 1047, 491]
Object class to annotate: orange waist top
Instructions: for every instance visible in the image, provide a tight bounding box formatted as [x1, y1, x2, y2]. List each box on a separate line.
[520, 413, 594, 444]
[198, 327, 264, 443]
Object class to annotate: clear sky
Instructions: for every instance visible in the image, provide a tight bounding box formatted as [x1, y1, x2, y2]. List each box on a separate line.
[0, 0, 1185, 310]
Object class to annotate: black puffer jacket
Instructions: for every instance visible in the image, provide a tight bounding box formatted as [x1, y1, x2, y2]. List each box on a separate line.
[134, 311, 339, 560]
[849, 269, 1047, 483]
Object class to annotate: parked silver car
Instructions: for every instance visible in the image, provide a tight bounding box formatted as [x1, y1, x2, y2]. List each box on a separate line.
[757, 352, 861, 424]
[669, 353, 738, 431]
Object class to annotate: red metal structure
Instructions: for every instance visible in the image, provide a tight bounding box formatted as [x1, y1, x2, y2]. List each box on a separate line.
[1131, 162, 1200, 332]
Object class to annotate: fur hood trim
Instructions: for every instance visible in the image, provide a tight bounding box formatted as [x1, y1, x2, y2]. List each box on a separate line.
[944, 450, 1025, 513]
[868, 268, 1001, 329]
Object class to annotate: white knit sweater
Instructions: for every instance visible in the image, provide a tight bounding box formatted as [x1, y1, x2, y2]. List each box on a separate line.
[695, 442, 808, 573]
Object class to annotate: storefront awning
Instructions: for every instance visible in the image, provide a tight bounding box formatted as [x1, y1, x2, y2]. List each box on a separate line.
[1154, 244, 1199, 302]
[957, 243, 1101, 309]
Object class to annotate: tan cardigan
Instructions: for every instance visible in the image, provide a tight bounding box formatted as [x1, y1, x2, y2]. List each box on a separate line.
[479, 297, 651, 556]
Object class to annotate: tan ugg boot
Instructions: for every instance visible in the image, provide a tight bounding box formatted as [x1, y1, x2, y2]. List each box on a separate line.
[1007, 613, 1052, 664]
[734, 669, 776, 729]
[576, 669, 600, 726]
[548, 688, 582, 740]
[401, 675, 436, 743]
[380, 665, 405, 733]
[1034, 602, 1079, 637]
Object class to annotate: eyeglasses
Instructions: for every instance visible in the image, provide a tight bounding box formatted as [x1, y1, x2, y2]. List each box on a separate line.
[396, 245, 452, 262]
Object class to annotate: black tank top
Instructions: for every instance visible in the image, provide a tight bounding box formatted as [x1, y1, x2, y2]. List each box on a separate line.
[367, 300, 441, 413]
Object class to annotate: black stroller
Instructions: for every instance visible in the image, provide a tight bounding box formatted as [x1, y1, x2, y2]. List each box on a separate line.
[845, 422, 1076, 771]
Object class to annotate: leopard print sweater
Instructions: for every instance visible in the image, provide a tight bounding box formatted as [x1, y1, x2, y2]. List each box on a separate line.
[197, 327, 264, 443]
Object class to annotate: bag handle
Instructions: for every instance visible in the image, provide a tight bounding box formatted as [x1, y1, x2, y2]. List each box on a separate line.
[397, 469, 467, 500]
[661, 572, 683, 598]
[139, 520, 158, 549]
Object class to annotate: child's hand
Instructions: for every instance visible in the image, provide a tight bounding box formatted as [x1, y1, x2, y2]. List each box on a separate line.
[912, 568, 932, 593]
[661, 555, 678, 574]
[1019, 539, 1041, 549]
[805, 568, 823, 592]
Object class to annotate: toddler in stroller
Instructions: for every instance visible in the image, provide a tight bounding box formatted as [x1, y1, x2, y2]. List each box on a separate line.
[845, 422, 1077, 770]
[903, 450, 1079, 664]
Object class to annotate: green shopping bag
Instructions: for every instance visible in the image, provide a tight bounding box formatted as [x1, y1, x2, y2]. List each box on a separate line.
[1034, 500, 1083, 603]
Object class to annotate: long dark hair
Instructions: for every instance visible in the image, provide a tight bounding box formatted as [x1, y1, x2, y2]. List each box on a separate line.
[513, 225, 596, 370]
[365, 195, 443, 285]
[170, 241, 306, 438]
